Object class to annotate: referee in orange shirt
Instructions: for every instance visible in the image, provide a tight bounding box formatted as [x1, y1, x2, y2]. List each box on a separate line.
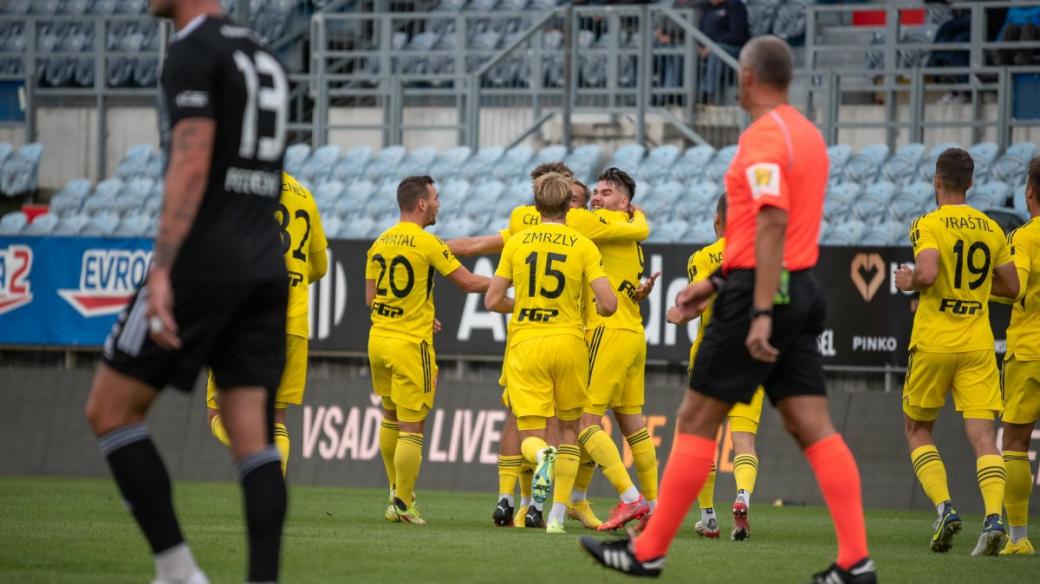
[581, 36, 874, 583]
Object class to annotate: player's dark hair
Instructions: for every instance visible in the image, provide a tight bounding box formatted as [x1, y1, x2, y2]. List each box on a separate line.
[935, 148, 974, 195]
[741, 36, 794, 90]
[534, 172, 572, 218]
[597, 167, 637, 201]
[572, 179, 589, 207]
[531, 162, 573, 181]
[397, 175, 435, 211]
[716, 194, 727, 222]
[1028, 157, 1040, 201]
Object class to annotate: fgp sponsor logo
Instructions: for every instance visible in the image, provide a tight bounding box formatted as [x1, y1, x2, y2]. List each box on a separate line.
[371, 301, 403, 318]
[0, 244, 32, 315]
[850, 253, 885, 301]
[516, 307, 559, 322]
[939, 298, 983, 315]
[58, 249, 151, 317]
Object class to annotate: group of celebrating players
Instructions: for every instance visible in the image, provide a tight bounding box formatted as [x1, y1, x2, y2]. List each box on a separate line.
[82, 1, 1040, 583]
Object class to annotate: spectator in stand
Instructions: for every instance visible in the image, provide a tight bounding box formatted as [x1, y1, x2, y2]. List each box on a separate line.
[698, 0, 750, 102]
[927, 4, 971, 104]
[996, 7, 1040, 65]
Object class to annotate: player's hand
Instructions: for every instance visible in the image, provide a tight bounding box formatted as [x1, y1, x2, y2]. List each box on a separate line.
[633, 271, 662, 302]
[626, 203, 645, 218]
[146, 267, 181, 350]
[433, 318, 443, 334]
[676, 279, 715, 308]
[894, 264, 914, 292]
[666, 305, 693, 325]
[745, 315, 778, 363]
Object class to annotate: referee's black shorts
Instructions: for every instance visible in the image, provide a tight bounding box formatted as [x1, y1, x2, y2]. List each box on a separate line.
[103, 277, 287, 393]
[689, 268, 826, 405]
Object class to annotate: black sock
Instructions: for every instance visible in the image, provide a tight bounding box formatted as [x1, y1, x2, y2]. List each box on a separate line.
[239, 446, 286, 582]
[99, 424, 184, 554]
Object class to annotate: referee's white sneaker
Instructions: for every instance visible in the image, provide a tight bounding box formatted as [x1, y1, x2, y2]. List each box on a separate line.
[152, 569, 209, 584]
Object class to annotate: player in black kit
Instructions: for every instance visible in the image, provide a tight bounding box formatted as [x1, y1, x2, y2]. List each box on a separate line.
[84, 1, 290, 583]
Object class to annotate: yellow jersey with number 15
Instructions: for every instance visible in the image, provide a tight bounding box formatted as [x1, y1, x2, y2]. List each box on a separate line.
[277, 173, 328, 339]
[366, 222, 462, 344]
[496, 222, 607, 346]
[1005, 219, 1040, 360]
[908, 205, 1011, 353]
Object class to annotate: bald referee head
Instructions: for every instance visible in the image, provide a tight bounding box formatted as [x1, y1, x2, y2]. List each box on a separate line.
[737, 36, 794, 116]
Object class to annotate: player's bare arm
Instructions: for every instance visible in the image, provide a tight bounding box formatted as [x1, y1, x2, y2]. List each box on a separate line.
[309, 250, 328, 282]
[365, 279, 376, 307]
[446, 266, 492, 293]
[669, 278, 716, 324]
[484, 275, 514, 313]
[148, 117, 216, 350]
[446, 234, 505, 257]
[590, 276, 618, 317]
[991, 261, 1021, 299]
[748, 205, 786, 363]
[896, 250, 938, 292]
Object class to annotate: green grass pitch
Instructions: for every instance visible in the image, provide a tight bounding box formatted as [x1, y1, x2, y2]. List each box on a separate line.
[0, 475, 1037, 583]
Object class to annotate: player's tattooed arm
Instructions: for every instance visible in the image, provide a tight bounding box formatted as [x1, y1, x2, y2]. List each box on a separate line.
[153, 118, 216, 271]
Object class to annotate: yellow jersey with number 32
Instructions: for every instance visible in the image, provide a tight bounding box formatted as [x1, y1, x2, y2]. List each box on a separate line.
[687, 237, 726, 362]
[366, 222, 462, 344]
[909, 205, 1011, 352]
[1005, 219, 1040, 359]
[496, 222, 607, 346]
[277, 173, 328, 338]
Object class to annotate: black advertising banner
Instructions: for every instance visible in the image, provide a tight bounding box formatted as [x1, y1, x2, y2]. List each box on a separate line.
[309, 240, 1011, 367]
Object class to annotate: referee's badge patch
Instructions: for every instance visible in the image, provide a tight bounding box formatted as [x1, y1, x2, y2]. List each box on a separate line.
[746, 162, 781, 199]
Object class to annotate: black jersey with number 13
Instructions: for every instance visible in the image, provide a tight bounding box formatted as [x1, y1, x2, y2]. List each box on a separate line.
[158, 15, 288, 283]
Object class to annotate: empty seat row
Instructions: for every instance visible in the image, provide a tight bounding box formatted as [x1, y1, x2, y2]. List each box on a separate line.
[0, 143, 44, 197]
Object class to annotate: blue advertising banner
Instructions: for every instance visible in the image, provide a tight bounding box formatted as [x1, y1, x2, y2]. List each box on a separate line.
[0, 236, 152, 345]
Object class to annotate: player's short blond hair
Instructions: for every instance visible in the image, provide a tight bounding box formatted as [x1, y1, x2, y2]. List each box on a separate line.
[534, 172, 572, 218]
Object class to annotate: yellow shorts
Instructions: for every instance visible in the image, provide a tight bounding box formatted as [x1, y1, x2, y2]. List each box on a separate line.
[369, 335, 437, 423]
[903, 349, 1002, 421]
[206, 334, 307, 410]
[728, 387, 765, 434]
[585, 327, 646, 416]
[1002, 355, 1040, 425]
[504, 335, 588, 422]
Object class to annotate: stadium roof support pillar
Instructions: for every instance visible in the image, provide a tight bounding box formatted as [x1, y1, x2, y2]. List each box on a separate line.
[636, 4, 651, 146]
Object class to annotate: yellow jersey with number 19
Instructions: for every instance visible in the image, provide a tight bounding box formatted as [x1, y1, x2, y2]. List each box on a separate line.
[496, 222, 607, 346]
[686, 237, 726, 362]
[1005, 219, 1040, 360]
[366, 222, 462, 344]
[908, 205, 1011, 353]
[277, 173, 328, 339]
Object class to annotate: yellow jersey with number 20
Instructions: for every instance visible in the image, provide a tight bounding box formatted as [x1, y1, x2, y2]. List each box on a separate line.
[277, 173, 328, 338]
[909, 205, 1011, 353]
[496, 222, 607, 347]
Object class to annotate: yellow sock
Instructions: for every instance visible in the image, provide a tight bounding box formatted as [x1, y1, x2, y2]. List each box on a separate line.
[573, 448, 596, 495]
[733, 454, 759, 495]
[273, 422, 290, 477]
[910, 445, 951, 506]
[626, 429, 658, 501]
[519, 460, 534, 500]
[697, 463, 717, 510]
[552, 444, 581, 506]
[498, 454, 522, 496]
[521, 436, 549, 466]
[1004, 451, 1033, 528]
[210, 415, 231, 448]
[977, 454, 1007, 517]
[579, 425, 634, 496]
[394, 432, 423, 506]
[379, 419, 399, 491]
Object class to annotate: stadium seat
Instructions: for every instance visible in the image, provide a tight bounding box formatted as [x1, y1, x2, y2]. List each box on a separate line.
[843, 144, 889, 185]
[705, 145, 737, 183]
[648, 219, 688, 243]
[565, 144, 602, 180]
[639, 145, 681, 182]
[115, 144, 154, 180]
[118, 178, 154, 214]
[639, 196, 670, 219]
[114, 213, 150, 236]
[398, 147, 438, 178]
[826, 144, 852, 186]
[967, 181, 1011, 210]
[144, 194, 162, 216]
[652, 180, 683, 205]
[824, 219, 867, 246]
[993, 143, 1037, 187]
[672, 145, 716, 183]
[685, 220, 717, 245]
[853, 181, 897, 224]
[527, 144, 568, 173]
[493, 145, 533, 180]
[439, 178, 471, 207]
[49, 178, 92, 216]
[824, 182, 861, 223]
[863, 220, 906, 247]
[969, 142, 1000, 181]
[82, 210, 120, 236]
[986, 208, 1026, 234]
[429, 147, 473, 181]
[1, 142, 44, 196]
[470, 180, 505, 208]
[888, 182, 934, 223]
[461, 147, 504, 181]
[917, 142, 960, 183]
[302, 144, 341, 184]
[315, 180, 345, 208]
[0, 144, 11, 170]
[607, 143, 645, 177]
[22, 212, 59, 235]
[881, 143, 926, 185]
[1013, 185, 1029, 220]
[343, 180, 376, 205]
[333, 145, 373, 183]
[53, 212, 89, 235]
[0, 210, 27, 234]
[284, 143, 311, 178]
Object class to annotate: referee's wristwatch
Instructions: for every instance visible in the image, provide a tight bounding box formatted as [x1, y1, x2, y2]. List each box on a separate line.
[749, 307, 773, 321]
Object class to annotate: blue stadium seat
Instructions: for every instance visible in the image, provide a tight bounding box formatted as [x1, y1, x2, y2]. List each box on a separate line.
[470, 180, 505, 208]
[853, 181, 897, 225]
[1, 143, 44, 196]
[146, 151, 164, 179]
[50, 179, 92, 217]
[284, 143, 311, 178]
[844, 144, 889, 185]
[0, 144, 14, 169]
[967, 181, 1011, 211]
[343, 180, 376, 205]
[429, 147, 472, 180]
[705, 145, 738, 184]
[364, 146, 407, 182]
[133, 57, 158, 87]
[648, 219, 688, 243]
[881, 143, 925, 186]
[333, 145, 373, 183]
[863, 221, 906, 246]
[824, 219, 867, 246]
[993, 143, 1037, 187]
[82, 210, 120, 236]
[639, 145, 681, 182]
[672, 145, 716, 183]
[315, 180, 345, 209]
[565, 144, 601, 180]
[607, 143, 645, 177]
[652, 180, 683, 205]
[0, 210, 27, 234]
[118, 178, 153, 215]
[95, 177, 124, 199]
[1013, 185, 1029, 220]
[969, 142, 1000, 182]
[116, 144, 155, 180]
[824, 182, 861, 223]
[303, 144, 342, 185]
[439, 178, 471, 207]
[684, 179, 723, 211]
[23, 212, 59, 235]
[917, 142, 960, 183]
[3, 0, 32, 14]
[528, 144, 568, 172]
[493, 145, 533, 180]
[685, 220, 717, 245]
[114, 213, 150, 236]
[826, 144, 852, 186]
[398, 147, 438, 178]
[461, 147, 504, 181]
[107, 57, 135, 87]
[54, 212, 89, 235]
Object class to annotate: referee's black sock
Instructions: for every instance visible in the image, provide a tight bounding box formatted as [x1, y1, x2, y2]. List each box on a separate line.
[238, 446, 286, 583]
[98, 423, 185, 554]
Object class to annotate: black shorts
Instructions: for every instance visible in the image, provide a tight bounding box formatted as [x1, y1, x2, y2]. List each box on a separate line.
[103, 277, 287, 393]
[689, 268, 827, 405]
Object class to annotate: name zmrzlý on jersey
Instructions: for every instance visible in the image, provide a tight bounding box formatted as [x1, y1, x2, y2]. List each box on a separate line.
[58, 249, 152, 317]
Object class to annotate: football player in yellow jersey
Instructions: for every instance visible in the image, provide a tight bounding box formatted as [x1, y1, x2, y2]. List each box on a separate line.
[366, 176, 491, 525]
[996, 157, 1040, 556]
[206, 173, 328, 477]
[894, 148, 1020, 556]
[669, 194, 764, 541]
[485, 172, 619, 534]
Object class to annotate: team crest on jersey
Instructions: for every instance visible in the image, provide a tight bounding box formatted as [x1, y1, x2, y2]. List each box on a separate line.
[746, 162, 781, 199]
[58, 249, 152, 317]
[0, 244, 33, 315]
